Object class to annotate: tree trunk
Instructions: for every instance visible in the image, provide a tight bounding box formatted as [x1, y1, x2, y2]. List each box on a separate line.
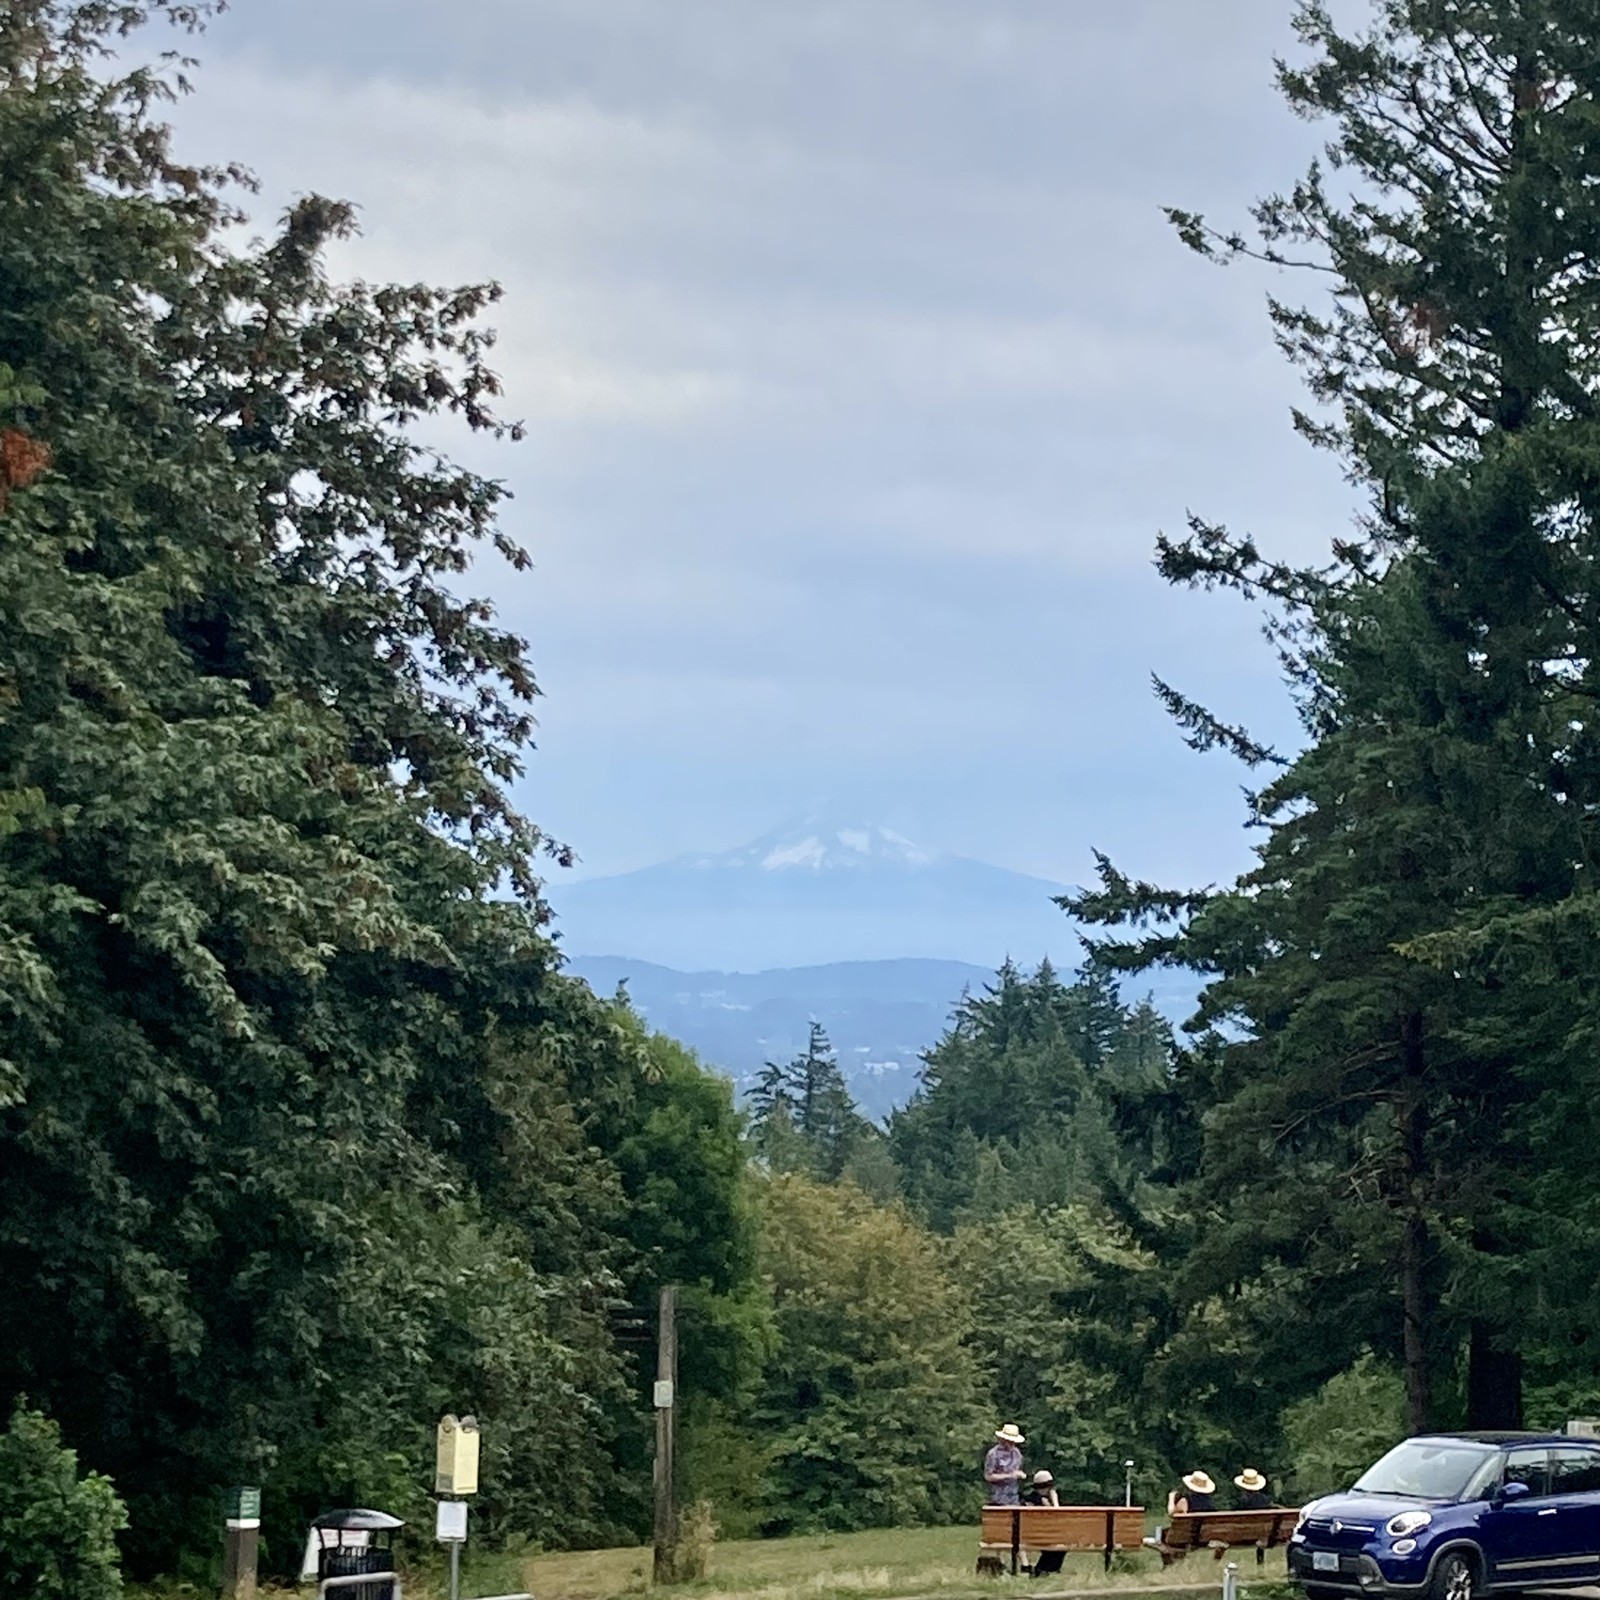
[1397, 1010, 1432, 1434]
[1467, 1320, 1524, 1429]
[1399, 1206, 1432, 1433]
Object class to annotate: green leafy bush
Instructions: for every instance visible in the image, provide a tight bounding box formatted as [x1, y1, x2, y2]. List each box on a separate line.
[0, 1406, 128, 1600]
[1282, 1355, 1405, 1501]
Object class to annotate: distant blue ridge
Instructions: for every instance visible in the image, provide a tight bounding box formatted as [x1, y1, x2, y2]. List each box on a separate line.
[564, 953, 1205, 1120]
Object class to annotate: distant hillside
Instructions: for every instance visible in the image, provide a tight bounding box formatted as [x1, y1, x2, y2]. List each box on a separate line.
[565, 953, 1204, 1120]
[547, 815, 1074, 971]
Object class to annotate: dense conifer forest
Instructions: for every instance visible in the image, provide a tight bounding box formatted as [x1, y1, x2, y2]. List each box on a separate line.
[7, 0, 1600, 1590]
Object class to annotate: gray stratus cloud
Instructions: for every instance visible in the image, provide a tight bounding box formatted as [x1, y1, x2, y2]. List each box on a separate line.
[165, 1, 1359, 907]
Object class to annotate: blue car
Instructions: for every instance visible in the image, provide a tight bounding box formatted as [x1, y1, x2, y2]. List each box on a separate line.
[1288, 1432, 1600, 1600]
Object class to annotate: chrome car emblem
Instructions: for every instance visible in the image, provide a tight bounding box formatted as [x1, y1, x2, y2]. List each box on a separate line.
[1331, 1521, 1343, 1534]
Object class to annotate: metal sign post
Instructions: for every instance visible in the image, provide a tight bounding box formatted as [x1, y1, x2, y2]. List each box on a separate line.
[1222, 1560, 1239, 1600]
[435, 1412, 480, 1600]
[1123, 1460, 1135, 1509]
[436, 1499, 468, 1600]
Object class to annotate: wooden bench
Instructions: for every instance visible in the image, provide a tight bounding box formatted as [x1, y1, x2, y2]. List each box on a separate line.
[977, 1505, 1147, 1576]
[1162, 1509, 1301, 1567]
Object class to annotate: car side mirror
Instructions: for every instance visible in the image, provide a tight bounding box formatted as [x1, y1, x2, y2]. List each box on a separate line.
[1498, 1481, 1531, 1503]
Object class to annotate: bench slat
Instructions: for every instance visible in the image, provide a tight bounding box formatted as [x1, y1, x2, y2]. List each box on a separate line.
[1167, 1509, 1300, 1550]
[979, 1505, 1146, 1552]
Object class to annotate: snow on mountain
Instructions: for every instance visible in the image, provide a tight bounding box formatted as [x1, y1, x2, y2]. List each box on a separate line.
[546, 814, 1077, 971]
[690, 817, 936, 873]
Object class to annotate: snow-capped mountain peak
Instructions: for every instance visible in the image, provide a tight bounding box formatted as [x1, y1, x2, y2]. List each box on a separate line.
[694, 817, 939, 874]
[550, 813, 1072, 970]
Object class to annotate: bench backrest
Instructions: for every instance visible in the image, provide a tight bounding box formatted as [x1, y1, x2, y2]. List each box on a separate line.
[1167, 1509, 1301, 1549]
[979, 1505, 1146, 1551]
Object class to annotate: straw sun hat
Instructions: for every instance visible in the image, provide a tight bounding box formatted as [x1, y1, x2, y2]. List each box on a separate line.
[995, 1423, 1026, 1445]
[1182, 1471, 1217, 1495]
[1235, 1469, 1268, 1492]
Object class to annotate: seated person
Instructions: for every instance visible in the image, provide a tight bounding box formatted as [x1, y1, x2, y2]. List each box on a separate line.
[1023, 1469, 1061, 1508]
[1145, 1471, 1217, 1566]
[1021, 1470, 1065, 1575]
[1232, 1469, 1272, 1510]
[1169, 1470, 1216, 1516]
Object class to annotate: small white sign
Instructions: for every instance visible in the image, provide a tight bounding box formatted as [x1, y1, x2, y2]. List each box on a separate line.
[653, 1379, 675, 1409]
[436, 1500, 469, 1543]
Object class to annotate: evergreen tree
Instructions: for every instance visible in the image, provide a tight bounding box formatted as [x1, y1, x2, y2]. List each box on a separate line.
[891, 961, 1167, 1228]
[1075, 0, 1600, 1431]
[749, 1022, 868, 1181]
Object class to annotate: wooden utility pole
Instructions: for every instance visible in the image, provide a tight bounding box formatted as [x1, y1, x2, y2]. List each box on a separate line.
[652, 1285, 678, 1584]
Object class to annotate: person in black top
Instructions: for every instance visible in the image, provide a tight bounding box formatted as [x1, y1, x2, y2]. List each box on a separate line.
[1147, 1471, 1217, 1566]
[1233, 1469, 1272, 1510]
[1022, 1471, 1065, 1576]
[1171, 1470, 1216, 1514]
[1023, 1470, 1061, 1508]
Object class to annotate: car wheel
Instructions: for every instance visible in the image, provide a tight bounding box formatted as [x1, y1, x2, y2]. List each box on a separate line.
[1427, 1550, 1478, 1600]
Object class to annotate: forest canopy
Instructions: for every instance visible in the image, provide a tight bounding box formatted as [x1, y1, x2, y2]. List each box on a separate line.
[10, 0, 1600, 1589]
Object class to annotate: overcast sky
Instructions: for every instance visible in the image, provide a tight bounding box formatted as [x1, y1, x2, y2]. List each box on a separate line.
[166, 0, 1358, 891]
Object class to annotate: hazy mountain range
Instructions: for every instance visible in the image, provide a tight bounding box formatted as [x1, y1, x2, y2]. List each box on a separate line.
[565, 952, 1204, 1120]
[547, 815, 1076, 971]
[551, 817, 1202, 1116]
[566, 954, 986, 1118]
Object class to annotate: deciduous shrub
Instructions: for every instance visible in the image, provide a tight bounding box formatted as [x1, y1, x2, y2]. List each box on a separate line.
[0, 1406, 128, 1600]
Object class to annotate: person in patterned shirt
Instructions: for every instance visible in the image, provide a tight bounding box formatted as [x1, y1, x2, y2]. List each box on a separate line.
[984, 1423, 1027, 1505]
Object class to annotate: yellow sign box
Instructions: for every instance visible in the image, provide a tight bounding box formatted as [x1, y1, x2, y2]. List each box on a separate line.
[435, 1413, 481, 1496]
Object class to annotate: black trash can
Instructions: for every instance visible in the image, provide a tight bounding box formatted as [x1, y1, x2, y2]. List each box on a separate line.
[309, 1508, 404, 1599]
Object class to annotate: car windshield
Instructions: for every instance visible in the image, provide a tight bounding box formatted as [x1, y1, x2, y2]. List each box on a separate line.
[1353, 1441, 1497, 1500]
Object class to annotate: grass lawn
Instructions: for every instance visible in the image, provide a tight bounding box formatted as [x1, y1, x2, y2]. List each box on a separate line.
[131, 1522, 1295, 1600]
[520, 1524, 1290, 1600]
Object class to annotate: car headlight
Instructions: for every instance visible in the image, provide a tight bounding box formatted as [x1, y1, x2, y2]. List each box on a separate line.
[1385, 1512, 1432, 1538]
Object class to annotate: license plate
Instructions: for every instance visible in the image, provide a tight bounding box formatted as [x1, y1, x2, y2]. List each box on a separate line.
[1313, 1552, 1339, 1572]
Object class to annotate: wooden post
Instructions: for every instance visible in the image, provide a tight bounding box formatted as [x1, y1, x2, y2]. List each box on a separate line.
[652, 1285, 678, 1585]
[222, 1487, 260, 1600]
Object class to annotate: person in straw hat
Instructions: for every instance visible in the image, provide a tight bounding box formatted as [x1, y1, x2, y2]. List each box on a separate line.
[983, 1423, 1027, 1505]
[1145, 1470, 1219, 1565]
[1233, 1468, 1272, 1510]
[1023, 1469, 1066, 1576]
[1023, 1469, 1061, 1509]
[1170, 1469, 1216, 1515]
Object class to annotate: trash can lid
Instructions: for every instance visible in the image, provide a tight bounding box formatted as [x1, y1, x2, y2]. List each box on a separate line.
[311, 1508, 406, 1531]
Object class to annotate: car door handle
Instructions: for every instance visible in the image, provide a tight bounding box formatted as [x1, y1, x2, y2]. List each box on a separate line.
[1538, 1508, 1558, 1516]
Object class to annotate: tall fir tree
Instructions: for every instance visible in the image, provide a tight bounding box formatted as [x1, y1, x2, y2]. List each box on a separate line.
[1076, 0, 1600, 1430]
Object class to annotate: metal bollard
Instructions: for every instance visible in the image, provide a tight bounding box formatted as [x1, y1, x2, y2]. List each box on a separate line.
[1222, 1560, 1239, 1600]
